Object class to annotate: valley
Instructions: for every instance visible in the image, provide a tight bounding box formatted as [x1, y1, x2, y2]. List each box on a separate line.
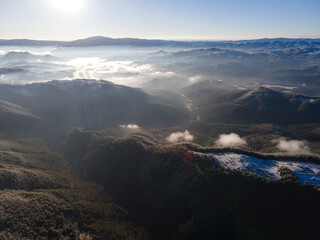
[0, 37, 319, 239]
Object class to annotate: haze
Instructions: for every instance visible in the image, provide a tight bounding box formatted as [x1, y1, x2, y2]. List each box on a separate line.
[0, 1, 320, 239]
[0, 0, 319, 40]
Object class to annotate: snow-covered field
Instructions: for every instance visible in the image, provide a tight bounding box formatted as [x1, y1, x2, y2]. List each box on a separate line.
[200, 152, 320, 186]
[297, 97, 316, 103]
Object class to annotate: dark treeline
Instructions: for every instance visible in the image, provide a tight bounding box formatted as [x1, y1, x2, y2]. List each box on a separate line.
[66, 128, 320, 240]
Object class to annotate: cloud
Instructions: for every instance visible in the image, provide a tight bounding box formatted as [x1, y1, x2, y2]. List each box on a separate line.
[51, 57, 177, 87]
[150, 71, 175, 77]
[0, 47, 176, 86]
[166, 130, 194, 143]
[119, 124, 140, 130]
[189, 75, 203, 83]
[276, 139, 309, 153]
[215, 133, 247, 148]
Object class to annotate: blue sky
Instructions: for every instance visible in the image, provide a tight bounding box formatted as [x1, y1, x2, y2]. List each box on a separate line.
[0, 0, 319, 40]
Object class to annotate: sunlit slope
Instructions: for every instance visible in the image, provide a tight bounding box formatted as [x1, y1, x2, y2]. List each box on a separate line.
[0, 138, 147, 240]
[0, 100, 40, 136]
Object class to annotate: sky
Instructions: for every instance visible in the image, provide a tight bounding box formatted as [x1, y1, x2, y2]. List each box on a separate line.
[0, 0, 319, 40]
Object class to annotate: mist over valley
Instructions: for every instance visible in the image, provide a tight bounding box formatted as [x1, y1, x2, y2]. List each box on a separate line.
[0, 31, 320, 240]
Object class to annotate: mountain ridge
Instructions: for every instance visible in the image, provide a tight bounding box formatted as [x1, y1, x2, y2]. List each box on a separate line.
[1, 36, 320, 48]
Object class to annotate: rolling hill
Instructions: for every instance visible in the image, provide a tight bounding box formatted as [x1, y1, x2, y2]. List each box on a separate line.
[0, 99, 40, 135]
[183, 83, 320, 125]
[1, 51, 57, 62]
[0, 79, 189, 131]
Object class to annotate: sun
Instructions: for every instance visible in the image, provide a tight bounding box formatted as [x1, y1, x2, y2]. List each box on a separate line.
[50, 0, 86, 14]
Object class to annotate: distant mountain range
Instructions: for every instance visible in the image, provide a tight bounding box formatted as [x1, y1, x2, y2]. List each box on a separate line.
[1, 51, 57, 62]
[0, 36, 320, 48]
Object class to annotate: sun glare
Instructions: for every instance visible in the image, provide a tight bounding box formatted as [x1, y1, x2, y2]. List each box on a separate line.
[50, 0, 86, 14]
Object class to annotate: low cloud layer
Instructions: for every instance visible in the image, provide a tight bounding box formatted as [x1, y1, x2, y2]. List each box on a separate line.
[119, 124, 140, 130]
[276, 139, 309, 153]
[166, 130, 194, 143]
[189, 75, 203, 84]
[60, 58, 175, 87]
[215, 133, 247, 148]
[0, 47, 176, 87]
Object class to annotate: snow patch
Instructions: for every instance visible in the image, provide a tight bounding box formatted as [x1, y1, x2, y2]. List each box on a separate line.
[297, 97, 316, 103]
[200, 152, 320, 186]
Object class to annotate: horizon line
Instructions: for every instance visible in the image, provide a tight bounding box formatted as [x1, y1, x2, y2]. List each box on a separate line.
[1, 35, 320, 42]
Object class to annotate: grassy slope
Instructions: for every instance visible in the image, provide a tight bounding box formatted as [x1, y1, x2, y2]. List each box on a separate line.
[0, 138, 147, 240]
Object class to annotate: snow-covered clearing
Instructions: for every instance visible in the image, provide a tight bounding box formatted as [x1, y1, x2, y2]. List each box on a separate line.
[200, 152, 320, 186]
